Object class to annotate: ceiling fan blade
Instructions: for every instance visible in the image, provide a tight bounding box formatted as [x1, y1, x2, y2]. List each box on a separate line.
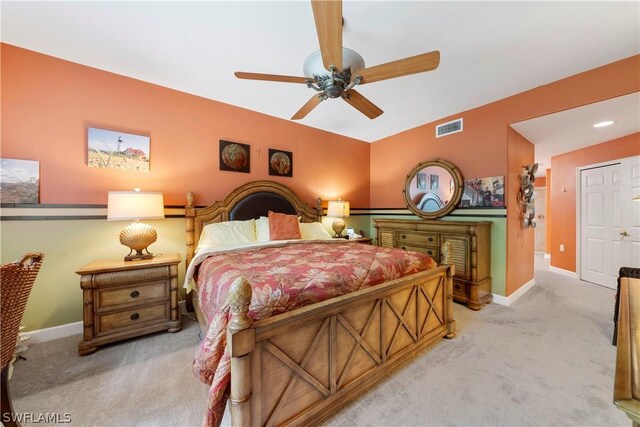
[343, 90, 383, 119]
[356, 51, 440, 84]
[291, 95, 323, 120]
[311, 0, 343, 70]
[234, 72, 309, 84]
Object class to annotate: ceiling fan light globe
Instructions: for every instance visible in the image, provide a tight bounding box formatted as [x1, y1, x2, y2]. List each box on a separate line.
[303, 47, 365, 77]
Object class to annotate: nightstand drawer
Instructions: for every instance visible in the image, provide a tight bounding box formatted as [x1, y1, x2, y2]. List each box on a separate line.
[97, 303, 169, 335]
[97, 281, 169, 309]
[397, 232, 439, 246]
[91, 266, 171, 287]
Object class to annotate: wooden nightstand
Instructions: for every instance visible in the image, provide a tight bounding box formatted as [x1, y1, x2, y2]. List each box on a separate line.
[76, 253, 182, 355]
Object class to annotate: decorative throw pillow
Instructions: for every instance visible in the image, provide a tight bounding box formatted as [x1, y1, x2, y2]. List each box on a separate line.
[299, 222, 333, 240]
[268, 211, 301, 240]
[255, 216, 270, 242]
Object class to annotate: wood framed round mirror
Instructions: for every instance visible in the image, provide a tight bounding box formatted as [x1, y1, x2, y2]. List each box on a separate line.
[403, 158, 464, 219]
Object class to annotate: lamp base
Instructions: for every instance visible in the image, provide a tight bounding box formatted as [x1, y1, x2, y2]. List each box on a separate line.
[124, 252, 154, 262]
[332, 218, 346, 238]
[119, 221, 158, 262]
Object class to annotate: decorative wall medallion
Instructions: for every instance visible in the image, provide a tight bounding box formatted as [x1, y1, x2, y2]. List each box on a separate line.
[219, 140, 250, 173]
[268, 149, 293, 177]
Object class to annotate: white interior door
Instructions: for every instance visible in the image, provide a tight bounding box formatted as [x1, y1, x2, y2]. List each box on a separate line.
[619, 156, 640, 270]
[580, 164, 620, 288]
[580, 155, 640, 289]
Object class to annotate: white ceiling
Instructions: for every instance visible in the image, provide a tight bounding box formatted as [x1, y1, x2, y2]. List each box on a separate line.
[511, 92, 640, 175]
[2, 1, 639, 142]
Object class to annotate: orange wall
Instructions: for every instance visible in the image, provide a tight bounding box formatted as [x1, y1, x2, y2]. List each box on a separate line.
[371, 54, 639, 295]
[550, 132, 640, 272]
[371, 55, 639, 208]
[1, 44, 370, 207]
[506, 128, 535, 294]
[534, 177, 546, 187]
[545, 168, 552, 254]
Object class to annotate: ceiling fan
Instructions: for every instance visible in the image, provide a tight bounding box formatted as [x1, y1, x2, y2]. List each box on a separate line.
[234, 0, 440, 120]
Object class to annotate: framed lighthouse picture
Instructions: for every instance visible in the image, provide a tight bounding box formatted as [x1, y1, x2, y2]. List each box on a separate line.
[87, 127, 150, 172]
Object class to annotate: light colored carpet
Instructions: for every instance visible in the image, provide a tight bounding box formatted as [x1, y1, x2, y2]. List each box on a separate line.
[11, 255, 628, 426]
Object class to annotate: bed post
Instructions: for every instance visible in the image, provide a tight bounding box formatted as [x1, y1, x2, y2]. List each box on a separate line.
[316, 197, 322, 222]
[227, 277, 255, 427]
[441, 241, 457, 339]
[185, 192, 196, 312]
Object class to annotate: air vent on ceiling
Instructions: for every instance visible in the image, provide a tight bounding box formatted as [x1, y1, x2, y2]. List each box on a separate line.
[436, 118, 463, 138]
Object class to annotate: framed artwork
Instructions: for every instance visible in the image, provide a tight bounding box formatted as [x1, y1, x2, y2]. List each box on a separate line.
[416, 172, 427, 189]
[460, 176, 505, 208]
[219, 140, 250, 173]
[87, 127, 150, 172]
[268, 149, 293, 177]
[0, 158, 40, 203]
[430, 174, 439, 190]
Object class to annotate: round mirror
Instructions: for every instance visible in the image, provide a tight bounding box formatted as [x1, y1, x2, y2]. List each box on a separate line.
[403, 158, 464, 219]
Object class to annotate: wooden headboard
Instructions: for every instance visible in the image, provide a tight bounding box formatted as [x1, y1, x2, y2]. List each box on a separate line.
[185, 181, 322, 268]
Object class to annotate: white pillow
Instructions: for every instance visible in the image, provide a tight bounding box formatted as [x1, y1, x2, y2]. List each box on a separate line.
[255, 217, 270, 242]
[299, 222, 333, 240]
[197, 219, 256, 250]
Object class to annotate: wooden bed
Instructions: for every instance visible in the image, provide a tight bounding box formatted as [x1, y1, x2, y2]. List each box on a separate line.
[185, 180, 456, 427]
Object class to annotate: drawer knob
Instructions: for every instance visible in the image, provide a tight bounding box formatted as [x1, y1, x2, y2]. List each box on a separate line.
[428, 237, 434, 242]
[401, 246, 407, 250]
[130, 290, 140, 298]
[428, 250, 433, 255]
[130, 313, 140, 321]
[401, 234, 407, 239]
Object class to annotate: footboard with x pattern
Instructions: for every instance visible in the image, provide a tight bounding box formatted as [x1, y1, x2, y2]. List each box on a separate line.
[226, 264, 456, 427]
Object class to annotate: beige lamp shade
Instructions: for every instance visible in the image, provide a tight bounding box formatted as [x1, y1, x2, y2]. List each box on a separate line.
[107, 191, 164, 261]
[327, 200, 350, 238]
[327, 200, 350, 218]
[107, 191, 165, 221]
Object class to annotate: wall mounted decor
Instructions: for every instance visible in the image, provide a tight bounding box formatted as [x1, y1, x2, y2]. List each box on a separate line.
[219, 140, 250, 173]
[87, 127, 150, 172]
[460, 176, 505, 208]
[0, 158, 40, 203]
[403, 158, 464, 219]
[519, 163, 538, 228]
[268, 149, 293, 177]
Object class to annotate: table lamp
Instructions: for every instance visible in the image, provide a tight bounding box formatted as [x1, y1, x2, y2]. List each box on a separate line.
[327, 200, 350, 238]
[107, 189, 165, 261]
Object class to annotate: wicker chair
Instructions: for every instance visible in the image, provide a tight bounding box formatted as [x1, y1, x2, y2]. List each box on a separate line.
[1, 252, 44, 427]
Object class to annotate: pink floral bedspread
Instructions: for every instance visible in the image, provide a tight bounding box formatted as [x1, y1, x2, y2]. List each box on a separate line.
[192, 240, 436, 426]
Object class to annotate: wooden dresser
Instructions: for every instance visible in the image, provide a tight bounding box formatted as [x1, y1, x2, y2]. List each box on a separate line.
[373, 218, 492, 310]
[76, 253, 182, 355]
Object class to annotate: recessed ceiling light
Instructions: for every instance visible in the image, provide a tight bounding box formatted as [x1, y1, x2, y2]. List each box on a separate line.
[593, 120, 614, 128]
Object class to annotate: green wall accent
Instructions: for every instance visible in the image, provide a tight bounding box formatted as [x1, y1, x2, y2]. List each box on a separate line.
[362, 214, 507, 297]
[2, 213, 506, 331]
[1, 218, 187, 331]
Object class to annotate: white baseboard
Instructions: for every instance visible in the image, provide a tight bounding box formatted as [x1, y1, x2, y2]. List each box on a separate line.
[544, 253, 551, 259]
[24, 321, 83, 344]
[493, 278, 536, 306]
[549, 266, 578, 278]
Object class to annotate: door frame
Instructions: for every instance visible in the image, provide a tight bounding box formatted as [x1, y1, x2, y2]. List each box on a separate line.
[575, 155, 639, 282]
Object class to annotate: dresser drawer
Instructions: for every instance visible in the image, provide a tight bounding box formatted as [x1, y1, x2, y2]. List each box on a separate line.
[398, 244, 439, 259]
[97, 303, 169, 335]
[97, 281, 169, 309]
[397, 232, 439, 247]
